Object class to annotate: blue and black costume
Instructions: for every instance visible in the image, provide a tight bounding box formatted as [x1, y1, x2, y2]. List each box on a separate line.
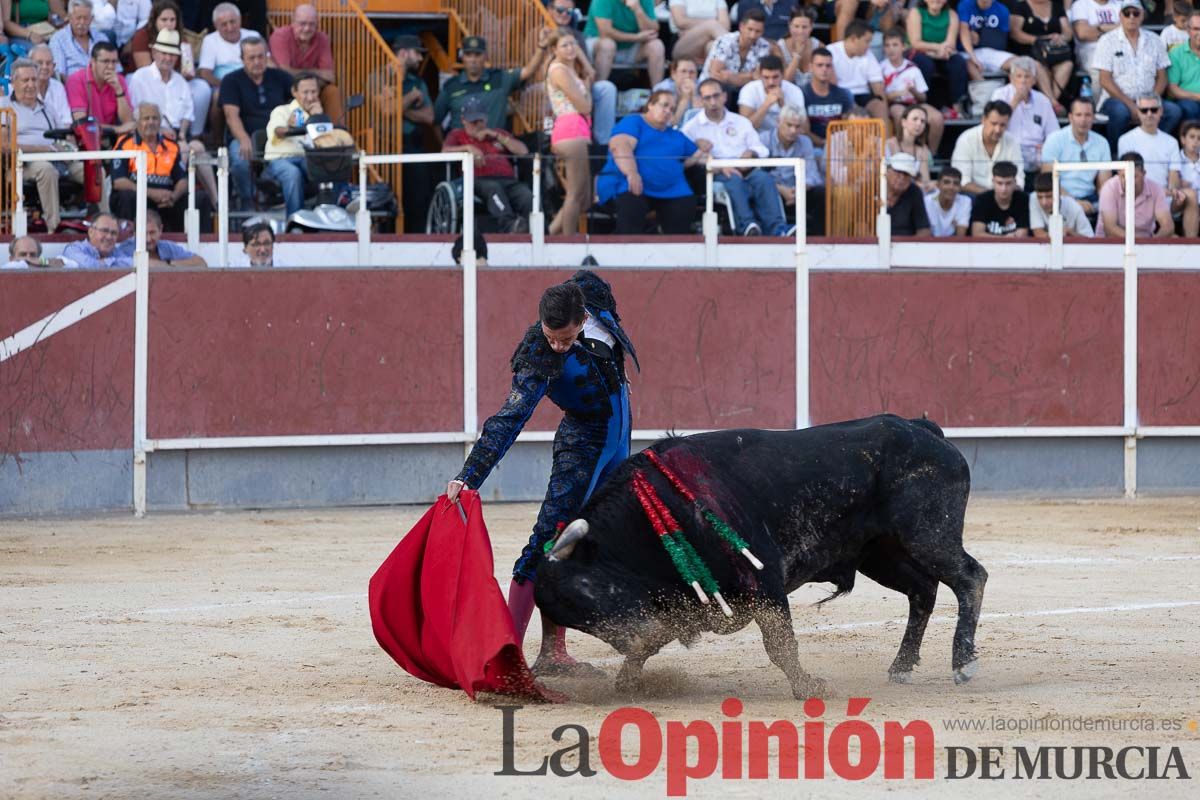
[455, 270, 639, 583]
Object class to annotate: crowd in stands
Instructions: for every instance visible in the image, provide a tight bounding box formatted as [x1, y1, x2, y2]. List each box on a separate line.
[6, 0, 1200, 263]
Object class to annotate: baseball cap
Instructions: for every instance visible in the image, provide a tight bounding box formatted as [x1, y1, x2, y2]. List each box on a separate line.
[887, 152, 919, 177]
[462, 36, 487, 54]
[391, 34, 424, 52]
[461, 95, 488, 123]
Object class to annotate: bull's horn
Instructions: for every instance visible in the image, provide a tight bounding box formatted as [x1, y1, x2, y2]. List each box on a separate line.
[547, 519, 589, 561]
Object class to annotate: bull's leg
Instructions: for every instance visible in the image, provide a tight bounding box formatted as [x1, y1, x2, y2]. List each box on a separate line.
[857, 552, 938, 683]
[754, 603, 828, 699]
[903, 544, 988, 683]
[615, 654, 649, 695]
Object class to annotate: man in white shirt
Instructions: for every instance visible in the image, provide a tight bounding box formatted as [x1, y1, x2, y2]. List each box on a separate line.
[737, 54, 807, 134]
[950, 99, 1026, 193]
[1094, 0, 1180, 154]
[1117, 93, 1199, 235]
[29, 45, 72, 128]
[1070, 0, 1121, 75]
[991, 57, 1059, 173]
[194, 2, 258, 139]
[1030, 173, 1095, 238]
[827, 19, 887, 125]
[924, 166, 972, 236]
[683, 78, 790, 236]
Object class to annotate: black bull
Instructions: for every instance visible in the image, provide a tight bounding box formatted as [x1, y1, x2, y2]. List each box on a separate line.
[534, 414, 987, 698]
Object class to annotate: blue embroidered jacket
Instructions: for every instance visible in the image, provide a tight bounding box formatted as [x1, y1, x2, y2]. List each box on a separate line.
[455, 270, 638, 489]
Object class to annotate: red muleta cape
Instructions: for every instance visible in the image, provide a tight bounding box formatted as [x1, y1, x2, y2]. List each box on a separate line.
[368, 490, 561, 702]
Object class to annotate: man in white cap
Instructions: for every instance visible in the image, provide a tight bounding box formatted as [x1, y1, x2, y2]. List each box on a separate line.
[886, 152, 931, 236]
[128, 28, 219, 214]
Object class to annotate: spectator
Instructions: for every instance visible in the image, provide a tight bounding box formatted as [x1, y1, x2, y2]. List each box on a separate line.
[552, 0, 618, 145]
[4, 235, 75, 268]
[264, 72, 323, 216]
[1030, 172, 1095, 237]
[128, 29, 218, 206]
[1162, 1, 1193, 52]
[441, 96, 533, 234]
[584, 0, 666, 85]
[738, 54, 807, 134]
[1117, 93, 1200, 236]
[833, 0, 900, 44]
[700, 7, 774, 89]
[238, 221, 285, 267]
[433, 36, 549, 131]
[1040, 98, 1114, 213]
[667, 0, 729, 63]
[0, 58, 83, 232]
[884, 152, 932, 235]
[654, 57, 703, 126]
[990, 56, 1058, 174]
[597, 89, 704, 233]
[113, 1, 153, 52]
[828, 20, 888, 126]
[196, 2, 257, 139]
[49, 0, 97, 79]
[1009, 0, 1074, 111]
[924, 165, 972, 235]
[380, 34, 436, 232]
[1181, 120, 1200, 192]
[881, 27, 945, 151]
[219, 36, 292, 211]
[908, 0, 969, 114]
[958, 0, 1017, 80]
[779, 6, 821, 86]
[1069, 0, 1120, 80]
[1, 0, 63, 47]
[66, 41, 134, 136]
[759, 103, 826, 234]
[886, 105, 936, 191]
[802, 47, 855, 148]
[950, 99, 1025, 193]
[29, 44, 72, 127]
[181, 0, 267, 39]
[1095, 0, 1180, 155]
[741, 0, 800, 41]
[110, 102, 190, 230]
[269, 3, 342, 123]
[128, 2, 206, 131]
[970, 160, 1030, 236]
[62, 212, 134, 267]
[1167, 9, 1200, 121]
[545, 27, 593, 235]
[682, 78, 791, 236]
[114, 207, 208, 265]
[1096, 151, 1174, 237]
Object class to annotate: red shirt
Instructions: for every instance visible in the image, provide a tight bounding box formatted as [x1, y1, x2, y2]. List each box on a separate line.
[65, 68, 130, 125]
[268, 26, 334, 72]
[443, 129, 515, 178]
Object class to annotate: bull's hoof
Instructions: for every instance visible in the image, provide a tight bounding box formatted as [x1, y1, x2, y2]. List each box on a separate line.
[952, 659, 979, 684]
[532, 657, 606, 680]
[888, 669, 914, 684]
[614, 672, 644, 696]
[793, 675, 829, 700]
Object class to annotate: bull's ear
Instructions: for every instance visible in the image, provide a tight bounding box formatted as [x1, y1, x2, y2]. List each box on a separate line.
[547, 519, 589, 561]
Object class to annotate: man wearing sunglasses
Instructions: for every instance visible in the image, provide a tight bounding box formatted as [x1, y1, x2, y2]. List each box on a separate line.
[1118, 94, 1200, 236]
[1094, 0, 1181, 156]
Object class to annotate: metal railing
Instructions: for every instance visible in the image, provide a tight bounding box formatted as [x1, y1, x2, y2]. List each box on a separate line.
[0, 108, 16, 235]
[824, 118, 885, 238]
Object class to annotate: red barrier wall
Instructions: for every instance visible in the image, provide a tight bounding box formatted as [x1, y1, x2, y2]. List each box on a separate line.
[2, 268, 1198, 456]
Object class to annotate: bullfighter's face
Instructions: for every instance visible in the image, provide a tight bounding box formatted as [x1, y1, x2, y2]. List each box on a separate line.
[541, 318, 585, 354]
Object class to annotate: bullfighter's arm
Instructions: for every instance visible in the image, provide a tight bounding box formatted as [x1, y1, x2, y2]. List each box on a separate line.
[455, 369, 549, 489]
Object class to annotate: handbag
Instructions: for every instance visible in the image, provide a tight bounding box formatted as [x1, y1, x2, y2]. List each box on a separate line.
[1032, 37, 1073, 67]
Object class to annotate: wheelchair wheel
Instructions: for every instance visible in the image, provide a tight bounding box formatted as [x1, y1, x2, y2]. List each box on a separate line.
[426, 181, 459, 234]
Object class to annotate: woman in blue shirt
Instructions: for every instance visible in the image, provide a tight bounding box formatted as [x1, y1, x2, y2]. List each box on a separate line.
[597, 90, 706, 234]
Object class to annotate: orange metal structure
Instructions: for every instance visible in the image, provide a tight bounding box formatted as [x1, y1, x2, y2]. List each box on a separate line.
[1, 108, 16, 236]
[824, 119, 886, 238]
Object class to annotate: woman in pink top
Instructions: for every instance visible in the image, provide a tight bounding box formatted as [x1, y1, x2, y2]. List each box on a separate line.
[545, 28, 593, 236]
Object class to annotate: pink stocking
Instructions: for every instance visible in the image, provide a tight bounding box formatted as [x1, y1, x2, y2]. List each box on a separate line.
[506, 578, 536, 646]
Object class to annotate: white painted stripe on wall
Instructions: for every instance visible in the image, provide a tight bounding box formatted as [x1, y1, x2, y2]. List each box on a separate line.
[0, 273, 136, 363]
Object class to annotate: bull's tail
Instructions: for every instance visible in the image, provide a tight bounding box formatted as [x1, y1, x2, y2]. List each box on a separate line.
[814, 569, 856, 607]
[910, 416, 945, 439]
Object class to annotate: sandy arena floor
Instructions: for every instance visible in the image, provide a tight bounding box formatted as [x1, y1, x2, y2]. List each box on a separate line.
[2, 498, 1199, 799]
